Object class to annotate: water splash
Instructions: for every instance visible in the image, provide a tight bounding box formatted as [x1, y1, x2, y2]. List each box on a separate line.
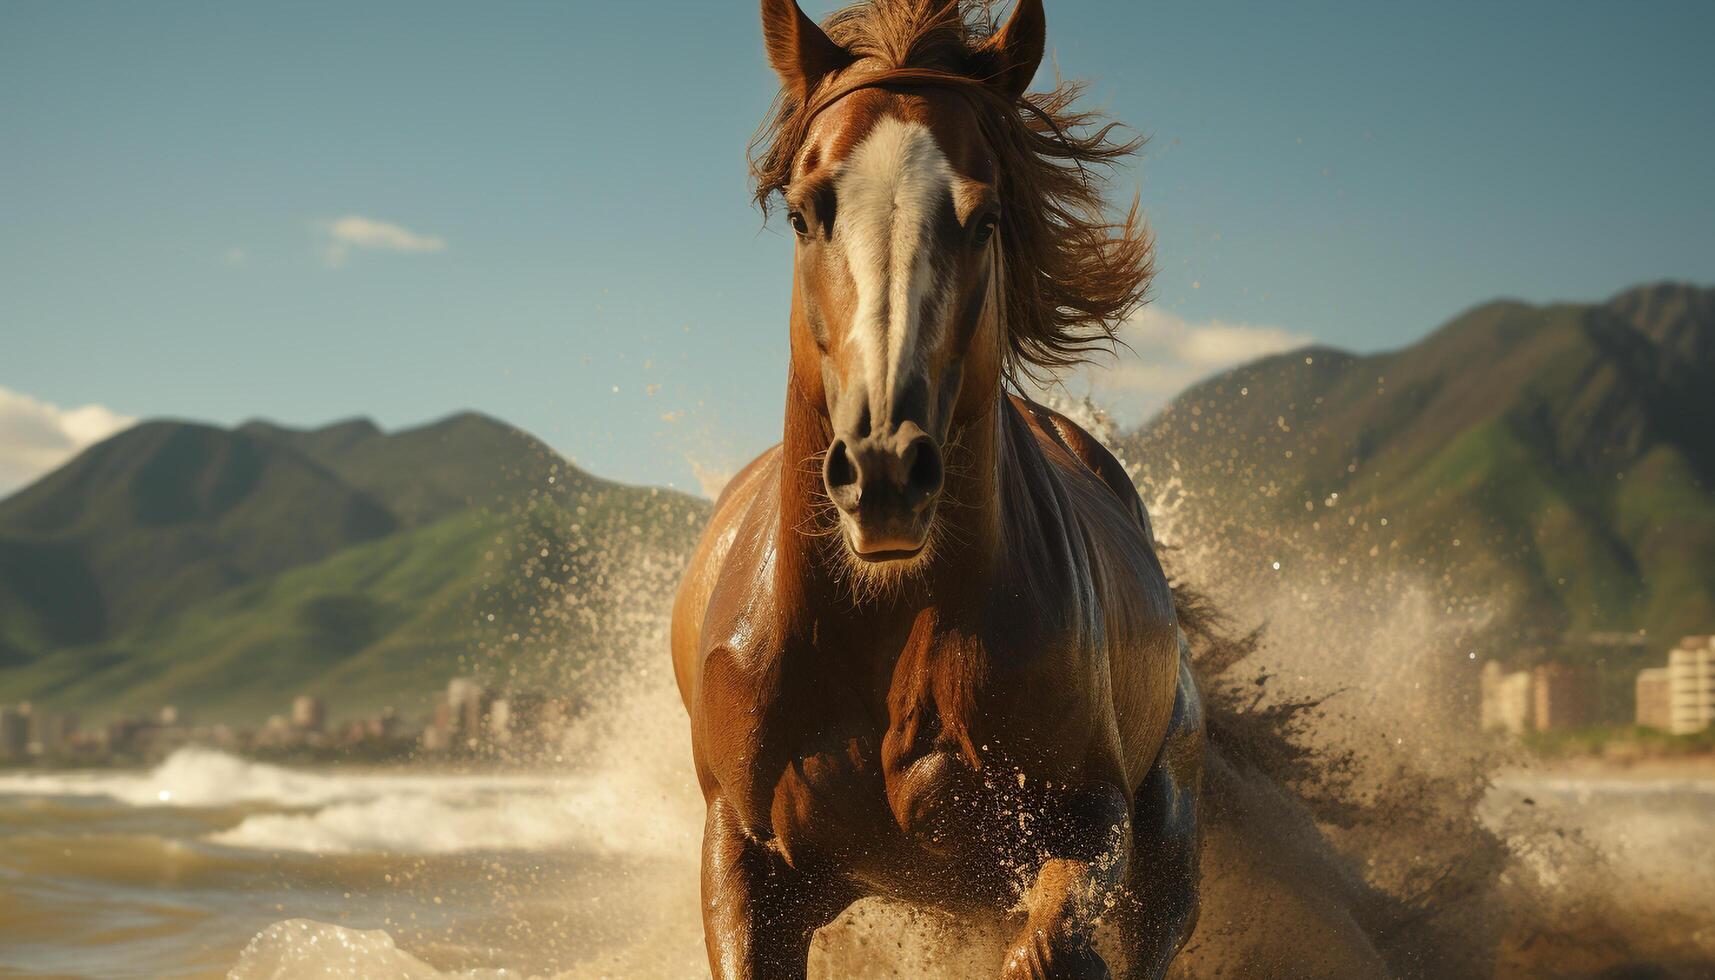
[213, 397, 1715, 978]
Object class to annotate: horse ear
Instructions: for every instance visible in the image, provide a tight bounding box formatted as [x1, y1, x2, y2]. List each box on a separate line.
[977, 0, 1046, 100]
[761, 0, 855, 100]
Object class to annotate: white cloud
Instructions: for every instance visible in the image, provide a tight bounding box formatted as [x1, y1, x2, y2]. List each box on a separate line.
[1049, 306, 1313, 424]
[321, 215, 447, 267]
[0, 387, 135, 494]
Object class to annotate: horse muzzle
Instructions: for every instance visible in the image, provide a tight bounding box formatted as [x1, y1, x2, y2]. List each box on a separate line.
[822, 421, 944, 560]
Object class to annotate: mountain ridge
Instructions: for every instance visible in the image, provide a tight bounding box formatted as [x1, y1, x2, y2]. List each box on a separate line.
[0, 411, 706, 719]
[1124, 281, 1715, 674]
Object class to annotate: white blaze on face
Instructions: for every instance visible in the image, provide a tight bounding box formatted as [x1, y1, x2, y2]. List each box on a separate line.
[833, 116, 955, 426]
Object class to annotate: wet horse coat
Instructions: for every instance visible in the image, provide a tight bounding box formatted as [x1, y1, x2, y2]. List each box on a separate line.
[672, 2, 1202, 977]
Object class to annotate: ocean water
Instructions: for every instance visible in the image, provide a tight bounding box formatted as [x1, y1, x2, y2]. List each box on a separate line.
[3, 737, 1714, 977]
[0, 690, 712, 979]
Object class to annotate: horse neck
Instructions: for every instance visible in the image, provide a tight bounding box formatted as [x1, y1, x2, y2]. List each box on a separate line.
[774, 370, 1007, 631]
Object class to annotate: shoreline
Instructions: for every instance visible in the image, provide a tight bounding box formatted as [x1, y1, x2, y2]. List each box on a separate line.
[1503, 753, 1715, 783]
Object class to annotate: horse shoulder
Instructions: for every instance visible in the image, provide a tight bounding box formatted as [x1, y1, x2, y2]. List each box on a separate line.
[672, 446, 786, 802]
[1004, 396, 1183, 785]
[1006, 393, 1157, 543]
[674, 446, 782, 665]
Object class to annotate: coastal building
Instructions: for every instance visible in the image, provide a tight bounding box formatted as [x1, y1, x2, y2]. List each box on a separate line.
[1532, 663, 1590, 731]
[365, 708, 400, 740]
[1480, 662, 1535, 735]
[291, 696, 327, 733]
[489, 693, 546, 746]
[446, 678, 493, 747]
[427, 700, 456, 747]
[1636, 667, 1672, 730]
[488, 698, 516, 745]
[0, 706, 29, 759]
[101, 718, 153, 755]
[1480, 660, 1595, 734]
[1667, 636, 1715, 735]
[419, 679, 573, 756]
[421, 716, 450, 753]
[447, 678, 483, 714]
[26, 709, 78, 756]
[422, 679, 490, 752]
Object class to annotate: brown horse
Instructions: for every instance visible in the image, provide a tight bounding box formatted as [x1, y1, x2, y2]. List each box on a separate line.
[671, 2, 1202, 977]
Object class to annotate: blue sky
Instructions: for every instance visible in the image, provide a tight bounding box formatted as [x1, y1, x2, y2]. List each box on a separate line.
[3, 0, 1711, 494]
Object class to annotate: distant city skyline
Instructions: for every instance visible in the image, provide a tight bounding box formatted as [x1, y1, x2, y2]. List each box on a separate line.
[5, 1, 1712, 494]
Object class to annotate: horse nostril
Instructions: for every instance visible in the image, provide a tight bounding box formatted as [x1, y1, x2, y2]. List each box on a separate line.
[825, 440, 857, 489]
[824, 440, 864, 514]
[904, 436, 943, 499]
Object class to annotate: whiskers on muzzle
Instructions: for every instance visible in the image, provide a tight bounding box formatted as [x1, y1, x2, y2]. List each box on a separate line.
[790, 427, 988, 607]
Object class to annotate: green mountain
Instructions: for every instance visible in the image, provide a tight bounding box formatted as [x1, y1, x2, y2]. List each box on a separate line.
[0, 421, 400, 662]
[1125, 282, 1715, 672]
[4, 281, 1708, 722]
[238, 411, 608, 528]
[0, 412, 707, 721]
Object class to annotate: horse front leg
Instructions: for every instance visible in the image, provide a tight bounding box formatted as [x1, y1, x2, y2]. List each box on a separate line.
[1116, 654, 1204, 980]
[999, 786, 1131, 980]
[701, 797, 850, 980]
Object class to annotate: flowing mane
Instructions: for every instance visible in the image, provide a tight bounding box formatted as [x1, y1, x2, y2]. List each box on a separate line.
[749, 0, 1155, 383]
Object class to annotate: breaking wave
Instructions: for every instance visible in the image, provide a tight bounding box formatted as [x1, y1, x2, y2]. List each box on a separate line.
[0, 747, 371, 808]
[213, 692, 699, 858]
[0, 715, 700, 861]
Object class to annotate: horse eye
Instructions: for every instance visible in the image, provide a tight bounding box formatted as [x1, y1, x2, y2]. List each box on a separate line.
[972, 213, 999, 247]
[788, 211, 810, 237]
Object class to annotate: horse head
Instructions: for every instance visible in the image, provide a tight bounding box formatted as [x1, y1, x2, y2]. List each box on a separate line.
[759, 0, 1046, 565]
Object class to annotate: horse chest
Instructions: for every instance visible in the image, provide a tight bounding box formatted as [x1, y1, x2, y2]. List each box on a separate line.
[700, 622, 1095, 892]
[764, 727, 999, 886]
[697, 667, 890, 852]
[767, 729, 892, 857]
[754, 698, 1062, 886]
[699, 676, 976, 852]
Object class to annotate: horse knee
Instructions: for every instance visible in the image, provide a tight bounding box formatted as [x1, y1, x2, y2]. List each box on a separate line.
[1120, 755, 1203, 977]
[1000, 924, 1113, 980]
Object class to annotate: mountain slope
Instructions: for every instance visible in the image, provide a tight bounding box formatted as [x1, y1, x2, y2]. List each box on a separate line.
[1126, 282, 1715, 662]
[0, 421, 399, 653]
[0, 509, 495, 719]
[240, 411, 600, 527]
[0, 412, 707, 720]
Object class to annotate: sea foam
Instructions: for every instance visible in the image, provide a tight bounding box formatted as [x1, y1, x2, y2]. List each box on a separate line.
[0, 746, 562, 810]
[230, 920, 515, 980]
